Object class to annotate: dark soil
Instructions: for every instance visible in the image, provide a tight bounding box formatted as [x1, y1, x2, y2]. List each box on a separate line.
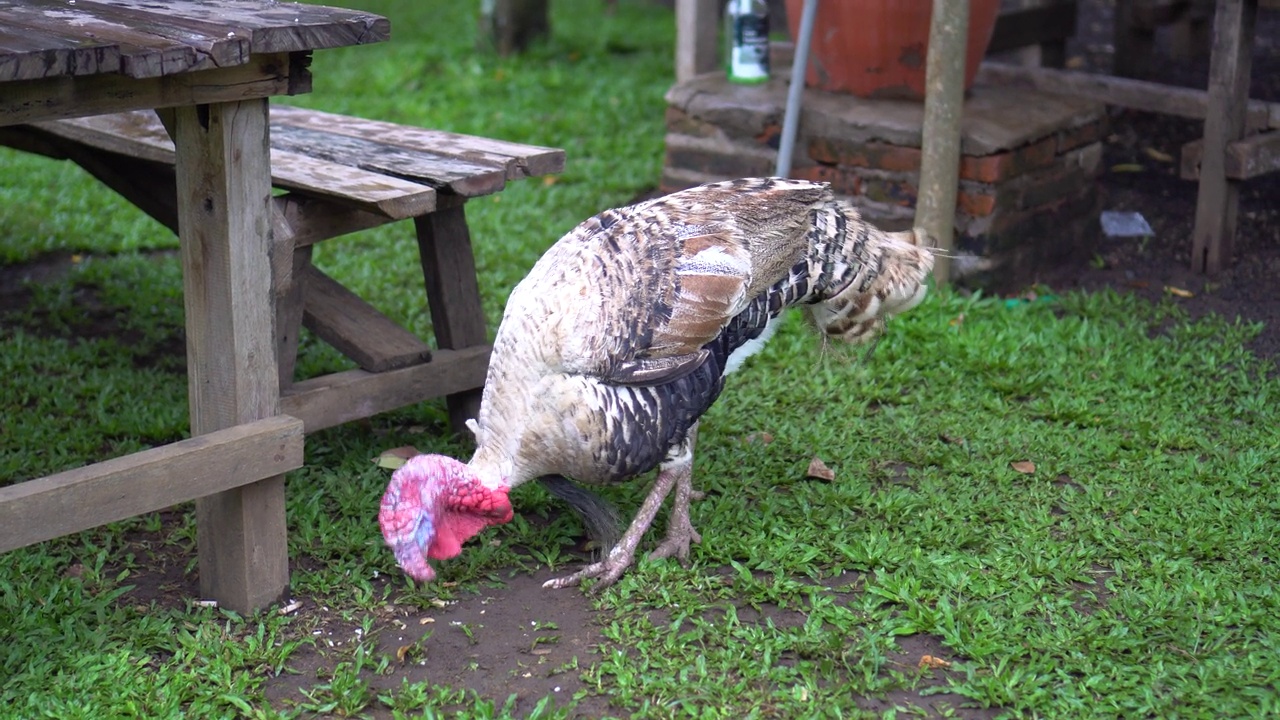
[3, 2, 1277, 716]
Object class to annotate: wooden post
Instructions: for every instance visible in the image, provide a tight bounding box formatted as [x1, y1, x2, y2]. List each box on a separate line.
[1190, 0, 1257, 274]
[916, 0, 968, 285]
[676, 0, 719, 82]
[416, 204, 489, 435]
[172, 99, 290, 613]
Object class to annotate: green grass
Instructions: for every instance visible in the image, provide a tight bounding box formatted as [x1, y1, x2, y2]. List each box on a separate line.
[3, 1, 1280, 718]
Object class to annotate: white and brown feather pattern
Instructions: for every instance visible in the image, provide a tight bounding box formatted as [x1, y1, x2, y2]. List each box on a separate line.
[467, 177, 933, 490]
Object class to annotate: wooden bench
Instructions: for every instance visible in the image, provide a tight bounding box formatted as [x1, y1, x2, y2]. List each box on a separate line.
[0, 106, 564, 434]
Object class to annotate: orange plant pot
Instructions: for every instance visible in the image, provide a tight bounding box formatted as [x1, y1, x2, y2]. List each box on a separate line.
[784, 0, 1002, 100]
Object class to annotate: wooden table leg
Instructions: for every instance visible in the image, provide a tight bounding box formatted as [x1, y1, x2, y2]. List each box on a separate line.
[416, 203, 488, 435]
[173, 99, 290, 613]
[1190, 0, 1257, 274]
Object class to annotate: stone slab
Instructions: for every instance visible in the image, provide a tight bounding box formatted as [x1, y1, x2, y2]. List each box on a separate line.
[666, 74, 1106, 156]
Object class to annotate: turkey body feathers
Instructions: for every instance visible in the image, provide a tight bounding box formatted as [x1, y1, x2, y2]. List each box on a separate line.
[377, 177, 933, 590]
[466, 177, 932, 492]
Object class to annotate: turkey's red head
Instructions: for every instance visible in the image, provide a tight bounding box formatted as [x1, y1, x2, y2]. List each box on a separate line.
[378, 455, 513, 582]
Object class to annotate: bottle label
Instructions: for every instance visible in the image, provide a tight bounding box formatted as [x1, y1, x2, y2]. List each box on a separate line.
[729, 14, 769, 82]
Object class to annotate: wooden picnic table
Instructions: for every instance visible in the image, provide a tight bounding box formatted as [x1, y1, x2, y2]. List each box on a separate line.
[0, 0, 390, 613]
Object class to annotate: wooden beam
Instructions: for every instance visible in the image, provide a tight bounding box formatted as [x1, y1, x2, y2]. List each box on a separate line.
[416, 205, 490, 434]
[676, 0, 719, 83]
[281, 345, 492, 433]
[173, 98, 289, 613]
[1191, 0, 1257, 274]
[0, 52, 310, 128]
[976, 62, 1280, 132]
[917, 0, 969, 285]
[1181, 131, 1280, 180]
[300, 264, 433, 373]
[0, 416, 303, 554]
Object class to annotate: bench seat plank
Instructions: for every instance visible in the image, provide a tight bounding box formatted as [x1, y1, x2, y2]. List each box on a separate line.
[31, 111, 440, 219]
[270, 103, 565, 179]
[269, 122, 508, 197]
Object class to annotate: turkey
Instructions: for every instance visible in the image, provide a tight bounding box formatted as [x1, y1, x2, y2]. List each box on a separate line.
[379, 177, 934, 590]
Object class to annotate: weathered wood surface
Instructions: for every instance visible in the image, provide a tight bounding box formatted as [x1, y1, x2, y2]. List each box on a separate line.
[12, 106, 563, 216]
[0, 416, 304, 554]
[281, 346, 492, 433]
[301, 264, 433, 373]
[0, 0, 388, 82]
[977, 62, 1280, 132]
[1191, 0, 1257, 274]
[0, 52, 309, 127]
[1181, 131, 1280, 181]
[917, 0, 969, 285]
[268, 123, 509, 197]
[270, 104, 565, 180]
[416, 206, 491, 433]
[173, 98, 290, 613]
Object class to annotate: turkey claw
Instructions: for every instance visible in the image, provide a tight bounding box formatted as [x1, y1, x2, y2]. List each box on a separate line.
[542, 549, 633, 592]
[647, 524, 701, 564]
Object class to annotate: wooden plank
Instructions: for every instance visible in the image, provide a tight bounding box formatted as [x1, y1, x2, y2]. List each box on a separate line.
[281, 346, 491, 433]
[1180, 131, 1280, 180]
[0, 25, 122, 82]
[269, 122, 509, 197]
[22, 112, 440, 218]
[1191, 0, 1257, 274]
[917, 0, 969, 285]
[416, 205, 489, 433]
[0, 416, 303, 554]
[269, 104, 565, 180]
[301, 264, 433, 373]
[173, 98, 288, 613]
[675, 0, 719, 83]
[11, 0, 389, 57]
[0, 0, 250, 79]
[976, 62, 1280, 132]
[272, 192, 406, 247]
[0, 51, 309, 127]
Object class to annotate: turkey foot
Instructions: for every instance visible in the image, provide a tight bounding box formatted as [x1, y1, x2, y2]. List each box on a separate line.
[543, 468, 677, 590]
[647, 427, 702, 563]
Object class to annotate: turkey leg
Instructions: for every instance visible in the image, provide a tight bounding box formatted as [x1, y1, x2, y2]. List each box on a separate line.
[647, 424, 702, 563]
[543, 427, 701, 590]
[542, 467, 676, 590]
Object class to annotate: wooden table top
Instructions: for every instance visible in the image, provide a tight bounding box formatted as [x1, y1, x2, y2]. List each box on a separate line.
[0, 0, 390, 84]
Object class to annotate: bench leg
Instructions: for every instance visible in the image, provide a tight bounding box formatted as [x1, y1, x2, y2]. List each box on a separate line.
[275, 244, 313, 390]
[416, 203, 488, 435]
[1190, 0, 1257, 274]
[172, 99, 289, 613]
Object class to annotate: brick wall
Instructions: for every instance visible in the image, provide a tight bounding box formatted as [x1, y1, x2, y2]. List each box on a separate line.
[663, 73, 1108, 287]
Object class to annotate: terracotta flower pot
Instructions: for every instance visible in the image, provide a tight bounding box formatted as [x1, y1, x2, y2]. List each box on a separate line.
[783, 0, 1002, 100]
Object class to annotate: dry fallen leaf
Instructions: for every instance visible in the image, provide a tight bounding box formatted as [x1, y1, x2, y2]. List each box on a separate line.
[949, 312, 966, 327]
[395, 644, 414, 663]
[1164, 285, 1195, 298]
[530, 648, 553, 656]
[419, 617, 435, 625]
[938, 433, 965, 445]
[919, 654, 952, 670]
[744, 431, 775, 445]
[1143, 147, 1174, 163]
[375, 445, 421, 470]
[1011, 460, 1036, 474]
[806, 457, 836, 481]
